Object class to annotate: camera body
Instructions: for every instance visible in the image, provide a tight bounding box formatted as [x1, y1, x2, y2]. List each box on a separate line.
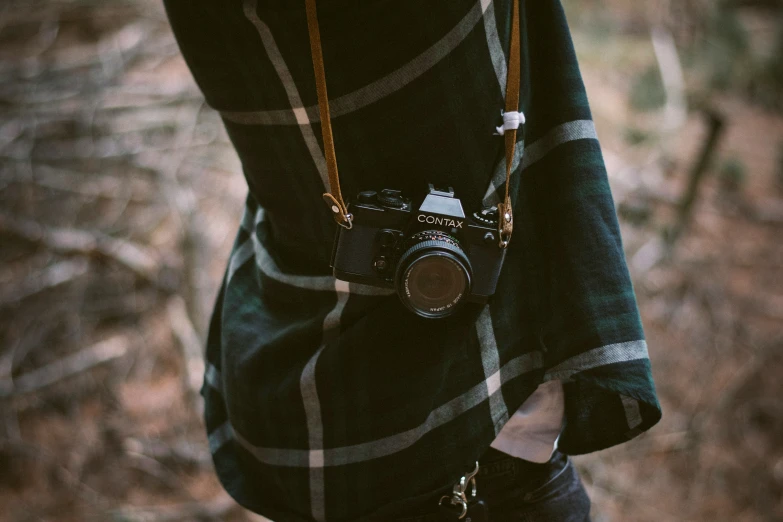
[331, 184, 507, 317]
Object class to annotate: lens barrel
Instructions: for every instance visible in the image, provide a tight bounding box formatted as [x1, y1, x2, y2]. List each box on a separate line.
[395, 231, 472, 318]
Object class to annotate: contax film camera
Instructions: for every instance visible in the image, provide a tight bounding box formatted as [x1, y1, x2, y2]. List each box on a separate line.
[306, 0, 523, 319]
[331, 185, 507, 318]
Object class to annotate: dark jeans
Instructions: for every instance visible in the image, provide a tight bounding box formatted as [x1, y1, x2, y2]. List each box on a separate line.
[386, 447, 591, 521]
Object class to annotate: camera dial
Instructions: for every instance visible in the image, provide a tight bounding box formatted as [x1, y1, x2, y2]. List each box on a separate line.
[472, 207, 499, 226]
[378, 189, 406, 209]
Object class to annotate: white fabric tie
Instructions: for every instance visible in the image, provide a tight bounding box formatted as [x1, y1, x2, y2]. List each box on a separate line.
[494, 110, 525, 135]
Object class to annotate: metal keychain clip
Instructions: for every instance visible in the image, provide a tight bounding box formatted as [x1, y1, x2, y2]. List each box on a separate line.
[438, 461, 479, 520]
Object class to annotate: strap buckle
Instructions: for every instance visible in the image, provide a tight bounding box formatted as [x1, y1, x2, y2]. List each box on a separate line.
[497, 202, 513, 249]
[323, 193, 353, 229]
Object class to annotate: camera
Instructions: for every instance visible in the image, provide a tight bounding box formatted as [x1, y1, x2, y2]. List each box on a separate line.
[331, 184, 507, 318]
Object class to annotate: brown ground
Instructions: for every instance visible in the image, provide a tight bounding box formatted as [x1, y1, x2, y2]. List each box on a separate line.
[0, 1, 781, 521]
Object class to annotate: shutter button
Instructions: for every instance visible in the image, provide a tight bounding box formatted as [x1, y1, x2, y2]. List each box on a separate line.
[358, 191, 377, 204]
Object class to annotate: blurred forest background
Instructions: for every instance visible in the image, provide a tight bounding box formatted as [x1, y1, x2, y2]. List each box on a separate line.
[1, 0, 782, 520]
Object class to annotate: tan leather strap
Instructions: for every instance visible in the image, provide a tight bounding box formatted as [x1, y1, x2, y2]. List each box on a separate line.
[305, 0, 352, 228]
[497, 0, 521, 248]
[305, 0, 521, 243]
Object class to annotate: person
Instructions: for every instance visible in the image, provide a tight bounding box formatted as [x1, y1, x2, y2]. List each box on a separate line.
[162, 0, 662, 520]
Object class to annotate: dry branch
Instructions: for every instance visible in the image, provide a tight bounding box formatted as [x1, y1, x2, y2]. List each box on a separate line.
[124, 452, 183, 491]
[666, 109, 726, 249]
[9, 164, 155, 202]
[0, 258, 90, 307]
[112, 494, 239, 522]
[0, 212, 170, 288]
[0, 335, 129, 398]
[651, 26, 687, 134]
[0, 4, 140, 28]
[123, 437, 212, 468]
[737, 199, 783, 226]
[166, 296, 205, 415]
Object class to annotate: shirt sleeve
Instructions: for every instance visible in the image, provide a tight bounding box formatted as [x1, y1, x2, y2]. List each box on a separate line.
[515, 0, 662, 455]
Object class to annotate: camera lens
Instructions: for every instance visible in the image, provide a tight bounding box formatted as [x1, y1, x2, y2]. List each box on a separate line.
[395, 231, 472, 318]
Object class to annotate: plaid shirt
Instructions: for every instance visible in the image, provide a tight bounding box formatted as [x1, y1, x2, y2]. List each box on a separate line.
[165, 0, 662, 520]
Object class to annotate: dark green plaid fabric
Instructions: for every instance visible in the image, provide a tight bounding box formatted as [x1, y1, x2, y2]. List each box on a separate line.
[164, 0, 662, 520]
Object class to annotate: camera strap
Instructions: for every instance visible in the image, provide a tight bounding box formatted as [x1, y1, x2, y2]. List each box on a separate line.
[497, 0, 521, 248]
[305, 0, 521, 247]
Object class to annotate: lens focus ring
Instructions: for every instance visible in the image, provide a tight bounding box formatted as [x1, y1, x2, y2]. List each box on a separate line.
[395, 234, 472, 319]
